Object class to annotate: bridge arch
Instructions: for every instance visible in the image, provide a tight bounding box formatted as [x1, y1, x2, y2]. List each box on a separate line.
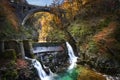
[22, 7, 51, 25]
[22, 7, 64, 25]
[9, 0, 66, 26]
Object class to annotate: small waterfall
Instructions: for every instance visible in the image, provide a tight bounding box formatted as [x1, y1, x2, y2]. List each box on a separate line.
[66, 42, 77, 70]
[25, 42, 78, 80]
[25, 57, 54, 80]
[32, 59, 48, 80]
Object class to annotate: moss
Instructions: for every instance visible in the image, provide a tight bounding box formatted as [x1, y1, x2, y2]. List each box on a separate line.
[2, 69, 18, 80]
[0, 5, 18, 40]
[88, 40, 99, 54]
[77, 66, 106, 80]
[0, 19, 17, 40]
[98, 17, 111, 30]
[47, 27, 65, 42]
[7, 60, 16, 68]
[3, 49, 17, 60]
[0, 60, 18, 80]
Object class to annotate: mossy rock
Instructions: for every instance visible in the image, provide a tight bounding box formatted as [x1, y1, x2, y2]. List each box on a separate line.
[3, 49, 17, 60]
[77, 66, 106, 80]
[88, 41, 98, 53]
[2, 69, 18, 80]
[6, 60, 16, 68]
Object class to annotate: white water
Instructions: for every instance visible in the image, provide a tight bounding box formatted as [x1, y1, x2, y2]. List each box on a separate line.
[26, 42, 77, 80]
[32, 59, 48, 80]
[26, 42, 120, 80]
[66, 42, 78, 70]
[103, 75, 120, 80]
[33, 46, 63, 53]
[25, 57, 55, 80]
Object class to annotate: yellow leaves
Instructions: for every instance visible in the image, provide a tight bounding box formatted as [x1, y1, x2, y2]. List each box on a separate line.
[82, 0, 90, 5]
[81, 0, 98, 5]
[60, 1, 80, 20]
[61, 2, 71, 9]
[35, 12, 55, 42]
[39, 25, 50, 42]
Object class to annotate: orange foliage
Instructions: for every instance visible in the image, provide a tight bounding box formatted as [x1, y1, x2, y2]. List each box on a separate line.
[93, 22, 118, 53]
[36, 12, 54, 42]
[1, 0, 19, 30]
[16, 59, 28, 69]
[60, 1, 79, 19]
[94, 22, 117, 42]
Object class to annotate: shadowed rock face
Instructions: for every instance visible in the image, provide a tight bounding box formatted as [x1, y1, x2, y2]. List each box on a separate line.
[36, 51, 69, 73]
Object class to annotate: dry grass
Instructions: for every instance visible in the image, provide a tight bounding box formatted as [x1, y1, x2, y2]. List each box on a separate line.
[77, 66, 106, 80]
[93, 21, 118, 53]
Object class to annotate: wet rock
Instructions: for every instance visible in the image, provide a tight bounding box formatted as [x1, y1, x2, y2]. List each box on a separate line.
[36, 51, 69, 73]
[32, 42, 69, 73]
[23, 40, 34, 58]
[95, 55, 120, 75]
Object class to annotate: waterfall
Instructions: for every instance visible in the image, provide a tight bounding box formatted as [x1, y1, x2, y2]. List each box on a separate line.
[32, 59, 48, 80]
[25, 57, 54, 80]
[66, 42, 77, 70]
[25, 42, 77, 80]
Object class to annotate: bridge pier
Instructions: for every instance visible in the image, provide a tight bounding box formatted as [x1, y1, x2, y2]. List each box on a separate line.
[0, 40, 34, 59]
[19, 41, 25, 59]
[23, 40, 34, 58]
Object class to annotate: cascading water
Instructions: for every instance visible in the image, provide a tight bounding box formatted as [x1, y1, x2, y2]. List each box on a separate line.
[25, 57, 54, 80]
[26, 42, 120, 80]
[26, 42, 78, 80]
[32, 59, 48, 80]
[66, 42, 78, 70]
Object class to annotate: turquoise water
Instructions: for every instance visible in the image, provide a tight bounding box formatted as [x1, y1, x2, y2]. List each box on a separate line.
[54, 68, 78, 80]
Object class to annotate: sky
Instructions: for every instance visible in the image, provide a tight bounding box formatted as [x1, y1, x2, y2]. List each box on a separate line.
[26, 0, 63, 6]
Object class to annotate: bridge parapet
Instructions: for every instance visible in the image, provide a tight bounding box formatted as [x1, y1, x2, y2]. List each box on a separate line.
[9, 0, 28, 4]
[32, 42, 67, 54]
[9, 0, 66, 25]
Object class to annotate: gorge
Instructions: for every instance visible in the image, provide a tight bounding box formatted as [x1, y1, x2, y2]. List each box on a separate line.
[25, 42, 77, 80]
[0, 0, 120, 80]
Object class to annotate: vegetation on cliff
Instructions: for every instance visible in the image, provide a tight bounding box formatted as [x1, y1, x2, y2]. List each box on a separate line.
[0, 0, 120, 79]
[30, 0, 120, 74]
[0, 0, 38, 40]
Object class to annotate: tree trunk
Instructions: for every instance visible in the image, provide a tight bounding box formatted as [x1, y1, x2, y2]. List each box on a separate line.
[20, 41, 25, 59]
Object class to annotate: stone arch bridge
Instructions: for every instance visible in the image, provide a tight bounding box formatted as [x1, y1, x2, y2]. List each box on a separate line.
[9, 0, 66, 25]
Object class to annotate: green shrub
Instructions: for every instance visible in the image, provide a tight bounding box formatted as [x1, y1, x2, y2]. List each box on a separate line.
[3, 49, 17, 60]
[3, 69, 18, 80]
[88, 41, 99, 54]
[98, 18, 111, 29]
[7, 60, 16, 68]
